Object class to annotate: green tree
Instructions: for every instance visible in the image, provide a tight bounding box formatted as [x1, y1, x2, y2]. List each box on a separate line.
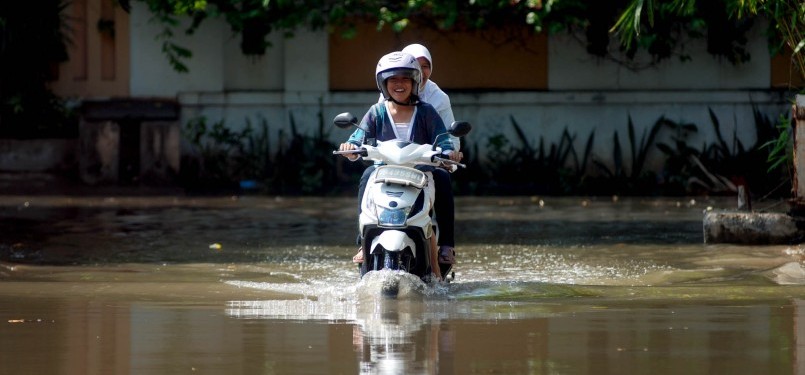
[612, 0, 805, 80]
[0, 1, 76, 138]
[136, 0, 562, 71]
[139, 0, 800, 76]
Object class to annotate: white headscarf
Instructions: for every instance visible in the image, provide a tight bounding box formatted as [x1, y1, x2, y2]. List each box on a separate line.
[402, 44, 433, 74]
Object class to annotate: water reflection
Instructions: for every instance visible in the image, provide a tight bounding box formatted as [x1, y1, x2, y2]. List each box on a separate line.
[221, 296, 805, 374]
[3, 294, 802, 374]
[3, 195, 805, 374]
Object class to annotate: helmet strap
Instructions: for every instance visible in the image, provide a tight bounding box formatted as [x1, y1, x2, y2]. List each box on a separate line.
[387, 95, 419, 106]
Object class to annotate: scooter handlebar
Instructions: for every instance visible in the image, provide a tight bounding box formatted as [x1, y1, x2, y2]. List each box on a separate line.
[332, 144, 463, 170]
[332, 149, 368, 157]
[432, 155, 466, 169]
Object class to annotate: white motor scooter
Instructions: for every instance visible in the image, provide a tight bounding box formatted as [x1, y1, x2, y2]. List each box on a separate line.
[333, 112, 471, 289]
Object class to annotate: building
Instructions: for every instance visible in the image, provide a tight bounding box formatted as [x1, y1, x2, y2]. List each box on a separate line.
[43, 0, 797, 188]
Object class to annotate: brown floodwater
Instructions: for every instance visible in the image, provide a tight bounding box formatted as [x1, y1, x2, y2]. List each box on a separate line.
[2, 195, 805, 374]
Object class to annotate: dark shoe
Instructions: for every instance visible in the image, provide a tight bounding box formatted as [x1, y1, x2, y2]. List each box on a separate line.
[438, 246, 455, 265]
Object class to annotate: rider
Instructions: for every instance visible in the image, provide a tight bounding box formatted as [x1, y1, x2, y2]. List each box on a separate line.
[338, 51, 462, 277]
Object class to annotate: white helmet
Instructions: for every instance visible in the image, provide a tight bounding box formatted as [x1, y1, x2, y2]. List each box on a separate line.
[401, 43, 433, 73]
[375, 51, 422, 104]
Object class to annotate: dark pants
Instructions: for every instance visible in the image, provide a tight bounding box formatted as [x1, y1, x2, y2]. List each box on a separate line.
[357, 165, 455, 247]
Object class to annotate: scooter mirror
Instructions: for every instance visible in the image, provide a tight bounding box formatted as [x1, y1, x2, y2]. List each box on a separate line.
[448, 121, 472, 137]
[333, 112, 358, 129]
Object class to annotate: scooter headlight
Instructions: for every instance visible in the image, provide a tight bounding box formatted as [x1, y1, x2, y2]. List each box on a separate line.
[378, 207, 410, 227]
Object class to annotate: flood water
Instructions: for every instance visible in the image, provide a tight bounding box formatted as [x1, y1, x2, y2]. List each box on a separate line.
[2, 194, 805, 374]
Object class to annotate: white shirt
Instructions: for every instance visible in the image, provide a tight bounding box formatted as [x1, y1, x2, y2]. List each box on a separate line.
[385, 101, 416, 140]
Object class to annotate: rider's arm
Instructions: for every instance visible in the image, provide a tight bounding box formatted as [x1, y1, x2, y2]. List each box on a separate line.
[423, 103, 462, 162]
[345, 106, 381, 147]
[428, 110, 454, 153]
[346, 128, 365, 147]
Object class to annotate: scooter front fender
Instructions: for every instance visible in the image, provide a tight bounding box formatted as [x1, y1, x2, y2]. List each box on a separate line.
[370, 230, 416, 256]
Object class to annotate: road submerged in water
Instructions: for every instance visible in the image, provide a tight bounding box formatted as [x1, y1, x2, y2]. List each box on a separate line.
[2, 195, 805, 374]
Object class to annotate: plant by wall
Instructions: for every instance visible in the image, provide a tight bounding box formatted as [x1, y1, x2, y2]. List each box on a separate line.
[582, 116, 667, 195]
[181, 116, 251, 191]
[180, 112, 363, 195]
[763, 113, 793, 175]
[453, 109, 790, 198]
[614, 0, 805, 81]
[696, 107, 791, 198]
[654, 118, 700, 195]
[451, 116, 595, 196]
[181, 109, 791, 199]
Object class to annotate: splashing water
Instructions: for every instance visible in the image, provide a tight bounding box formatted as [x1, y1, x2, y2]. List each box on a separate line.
[225, 268, 454, 319]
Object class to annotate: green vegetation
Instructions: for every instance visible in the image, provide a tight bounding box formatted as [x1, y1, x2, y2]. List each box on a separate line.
[138, 0, 805, 80]
[185, 108, 791, 198]
[180, 112, 363, 195]
[0, 1, 77, 138]
[614, 0, 805, 81]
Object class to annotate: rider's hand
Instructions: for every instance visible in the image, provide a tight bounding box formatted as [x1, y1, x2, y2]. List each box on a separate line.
[447, 151, 463, 163]
[339, 143, 359, 161]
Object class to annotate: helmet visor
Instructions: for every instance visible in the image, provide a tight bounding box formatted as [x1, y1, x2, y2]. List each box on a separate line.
[379, 68, 418, 83]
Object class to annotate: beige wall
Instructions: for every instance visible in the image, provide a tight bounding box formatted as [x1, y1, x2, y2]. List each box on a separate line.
[771, 47, 805, 89]
[329, 22, 548, 91]
[50, 0, 130, 98]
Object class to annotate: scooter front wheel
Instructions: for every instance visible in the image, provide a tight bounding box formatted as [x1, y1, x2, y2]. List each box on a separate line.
[385, 251, 404, 270]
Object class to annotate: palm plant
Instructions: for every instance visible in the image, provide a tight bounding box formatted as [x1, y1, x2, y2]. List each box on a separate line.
[612, 0, 805, 81]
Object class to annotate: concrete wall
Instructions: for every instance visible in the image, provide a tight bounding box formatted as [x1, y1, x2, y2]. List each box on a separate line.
[0, 139, 77, 172]
[548, 29, 771, 90]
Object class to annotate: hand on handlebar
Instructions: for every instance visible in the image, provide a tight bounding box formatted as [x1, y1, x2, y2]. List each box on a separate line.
[448, 151, 463, 163]
[433, 151, 466, 170]
[338, 143, 360, 161]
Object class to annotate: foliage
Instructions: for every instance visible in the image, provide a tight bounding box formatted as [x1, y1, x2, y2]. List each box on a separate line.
[763, 113, 793, 173]
[695, 106, 791, 198]
[613, 0, 805, 79]
[183, 109, 791, 198]
[181, 112, 363, 195]
[587, 116, 668, 195]
[135, 0, 782, 73]
[652, 106, 790, 197]
[182, 116, 252, 189]
[453, 116, 594, 195]
[0, 1, 77, 138]
[653, 118, 698, 194]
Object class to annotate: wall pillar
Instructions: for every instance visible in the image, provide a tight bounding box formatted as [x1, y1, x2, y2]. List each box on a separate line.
[79, 99, 179, 185]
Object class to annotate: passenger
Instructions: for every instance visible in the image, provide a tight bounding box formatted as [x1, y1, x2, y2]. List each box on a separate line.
[396, 43, 460, 265]
[338, 51, 461, 278]
[381, 43, 459, 152]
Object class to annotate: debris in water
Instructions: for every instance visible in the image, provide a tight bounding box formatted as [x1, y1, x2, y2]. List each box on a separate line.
[8, 318, 54, 324]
